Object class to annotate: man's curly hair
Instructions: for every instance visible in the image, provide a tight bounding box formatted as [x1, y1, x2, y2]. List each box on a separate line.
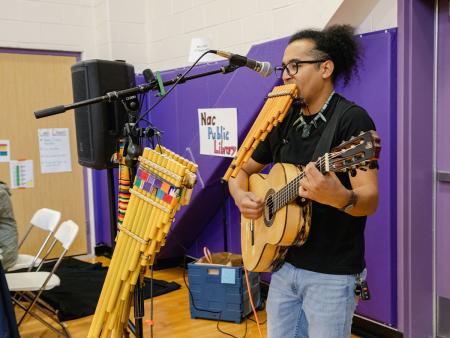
[289, 24, 361, 86]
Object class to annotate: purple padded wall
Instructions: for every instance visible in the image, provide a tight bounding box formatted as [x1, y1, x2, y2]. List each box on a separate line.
[92, 170, 111, 246]
[397, 0, 435, 336]
[436, 0, 450, 300]
[338, 30, 397, 326]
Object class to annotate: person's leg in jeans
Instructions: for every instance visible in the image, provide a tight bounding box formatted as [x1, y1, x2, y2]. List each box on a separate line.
[267, 264, 358, 338]
[266, 263, 308, 338]
[301, 269, 357, 338]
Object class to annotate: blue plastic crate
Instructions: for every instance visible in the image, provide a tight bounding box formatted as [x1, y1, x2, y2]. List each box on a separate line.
[188, 262, 260, 323]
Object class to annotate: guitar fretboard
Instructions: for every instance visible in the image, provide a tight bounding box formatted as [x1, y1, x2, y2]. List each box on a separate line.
[268, 156, 325, 213]
[264, 131, 379, 216]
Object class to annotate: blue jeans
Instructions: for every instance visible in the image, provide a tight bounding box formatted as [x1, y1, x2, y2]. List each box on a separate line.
[266, 262, 358, 338]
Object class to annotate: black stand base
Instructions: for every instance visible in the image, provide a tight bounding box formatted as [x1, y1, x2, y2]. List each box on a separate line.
[352, 315, 403, 338]
[153, 255, 197, 270]
[94, 244, 113, 258]
[126, 275, 145, 338]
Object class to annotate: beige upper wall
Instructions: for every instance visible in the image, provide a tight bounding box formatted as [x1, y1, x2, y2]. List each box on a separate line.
[143, 0, 397, 72]
[0, 0, 95, 58]
[0, 0, 397, 72]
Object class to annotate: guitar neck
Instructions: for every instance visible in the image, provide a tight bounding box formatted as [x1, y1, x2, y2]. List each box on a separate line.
[271, 155, 328, 213]
[269, 130, 380, 214]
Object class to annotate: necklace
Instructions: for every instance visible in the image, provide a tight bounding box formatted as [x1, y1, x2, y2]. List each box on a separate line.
[293, 91, 335, 138]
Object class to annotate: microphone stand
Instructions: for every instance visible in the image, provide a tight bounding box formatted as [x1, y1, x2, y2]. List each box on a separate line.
[34, 62, 241, 338]
[34, 63, 240, 119]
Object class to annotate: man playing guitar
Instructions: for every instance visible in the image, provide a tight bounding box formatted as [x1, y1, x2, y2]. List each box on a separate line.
[228, 25, 379, 338]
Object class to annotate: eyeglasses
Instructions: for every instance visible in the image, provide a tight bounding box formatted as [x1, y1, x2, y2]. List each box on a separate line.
[274, 59, 328, 79]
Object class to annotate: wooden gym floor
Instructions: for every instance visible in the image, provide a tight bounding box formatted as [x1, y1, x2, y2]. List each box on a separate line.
[15, 256, 360, 338]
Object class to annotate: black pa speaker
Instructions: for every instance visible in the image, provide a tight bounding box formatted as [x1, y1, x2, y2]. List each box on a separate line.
[71, 59, 136, 169]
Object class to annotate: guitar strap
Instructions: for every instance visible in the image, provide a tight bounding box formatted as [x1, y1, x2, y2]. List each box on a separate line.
[311, 95, 356, 161]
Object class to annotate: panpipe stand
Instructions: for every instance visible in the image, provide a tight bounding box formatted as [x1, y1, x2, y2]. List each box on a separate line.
[133, 280, 144, 337]
[126, 275, 145, 338]
[115, 149, 147, 338]
[124, 172, 146, 338]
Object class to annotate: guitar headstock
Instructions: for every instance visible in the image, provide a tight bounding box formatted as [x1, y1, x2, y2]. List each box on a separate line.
[326, 130, 381, 173]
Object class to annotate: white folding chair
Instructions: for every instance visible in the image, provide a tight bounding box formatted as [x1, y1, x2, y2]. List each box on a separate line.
[7, 208, 61, 272]
[6, 220, 79, 337]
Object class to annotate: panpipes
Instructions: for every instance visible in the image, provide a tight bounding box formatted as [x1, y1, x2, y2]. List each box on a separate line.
[222, 83, 298, 181]
[88, 145, 197, 338]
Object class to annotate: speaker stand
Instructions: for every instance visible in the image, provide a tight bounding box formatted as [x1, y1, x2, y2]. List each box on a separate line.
[107, 167, 117, 253]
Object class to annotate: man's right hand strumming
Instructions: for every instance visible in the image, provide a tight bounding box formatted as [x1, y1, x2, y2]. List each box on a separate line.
[233, 190, 264, 220]
[228, 158, 266, 220]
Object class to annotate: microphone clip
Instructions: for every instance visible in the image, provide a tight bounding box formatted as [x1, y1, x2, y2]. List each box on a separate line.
[221, 63, 241, 74]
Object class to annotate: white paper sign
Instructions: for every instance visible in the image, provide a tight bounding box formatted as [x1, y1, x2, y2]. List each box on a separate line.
[38, 128, 72, 174]
[0, 140, 10, 162]
[188, 37, 220, 63]
[198, 108, 238, 158]
[10, 160, 34, 189]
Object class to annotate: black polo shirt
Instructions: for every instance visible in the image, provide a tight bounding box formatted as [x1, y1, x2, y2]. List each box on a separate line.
[251, 93, 377, 274]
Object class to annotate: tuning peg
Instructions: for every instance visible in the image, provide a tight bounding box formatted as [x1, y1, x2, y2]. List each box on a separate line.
[350, 169, 357, 177]
[369, 161, 377, 169]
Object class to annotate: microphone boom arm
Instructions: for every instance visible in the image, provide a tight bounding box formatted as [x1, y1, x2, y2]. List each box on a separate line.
[34, 62, 241, 119]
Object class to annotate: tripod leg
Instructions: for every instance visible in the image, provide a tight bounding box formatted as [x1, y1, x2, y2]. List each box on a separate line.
[134, 277, 145, 337]
[126, 274, 145, 338]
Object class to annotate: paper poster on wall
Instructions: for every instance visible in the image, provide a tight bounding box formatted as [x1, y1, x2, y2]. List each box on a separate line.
[198, 108, 238, 158]
[0, 140, 10, 162]
[188, 37, 220, 63]
[10, 160, 34, 189]
[38, 128, 72, 174]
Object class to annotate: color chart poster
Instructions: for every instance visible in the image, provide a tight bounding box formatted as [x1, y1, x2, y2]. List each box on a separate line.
[0, 140, 10, 162]
[9, 160, 34, 189]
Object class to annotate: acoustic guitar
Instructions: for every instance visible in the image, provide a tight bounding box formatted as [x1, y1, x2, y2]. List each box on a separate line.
[241, 130, 381, 272]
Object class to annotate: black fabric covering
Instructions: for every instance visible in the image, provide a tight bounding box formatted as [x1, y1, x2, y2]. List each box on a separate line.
[39, 257, 180, 321]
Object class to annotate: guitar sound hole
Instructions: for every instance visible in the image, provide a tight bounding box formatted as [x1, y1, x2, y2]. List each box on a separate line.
[265, 196, 274, 223]
[263, 189, 276, 227]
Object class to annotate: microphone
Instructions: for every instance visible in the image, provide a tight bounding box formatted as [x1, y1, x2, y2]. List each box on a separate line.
[211, 50, 273, 77]
[142, 68, 155, 83]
